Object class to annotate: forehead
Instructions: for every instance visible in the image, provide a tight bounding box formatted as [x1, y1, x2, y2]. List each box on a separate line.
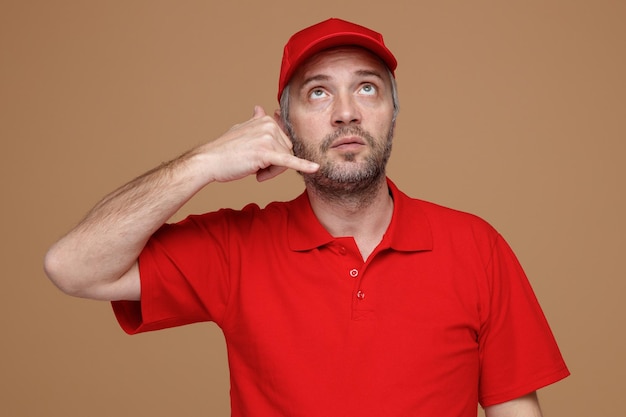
[291, 46, 390, 83]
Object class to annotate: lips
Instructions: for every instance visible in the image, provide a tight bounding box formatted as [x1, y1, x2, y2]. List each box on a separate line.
[330, 136, 366, 149]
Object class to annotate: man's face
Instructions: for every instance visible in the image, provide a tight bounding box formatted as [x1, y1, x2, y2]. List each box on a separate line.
[284, 47, 396, 194]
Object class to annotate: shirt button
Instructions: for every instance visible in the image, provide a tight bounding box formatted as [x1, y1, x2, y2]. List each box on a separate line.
[349, 269, 359, 278]
[356, 290, 365, 300]
[339, 246, 347, 255]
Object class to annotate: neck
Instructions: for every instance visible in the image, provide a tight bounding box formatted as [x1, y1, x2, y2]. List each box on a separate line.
[306, 177, 393, 260]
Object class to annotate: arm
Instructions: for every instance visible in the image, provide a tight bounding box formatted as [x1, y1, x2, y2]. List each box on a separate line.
[484, 392, 543, 417]
[44, 106, 318, 301]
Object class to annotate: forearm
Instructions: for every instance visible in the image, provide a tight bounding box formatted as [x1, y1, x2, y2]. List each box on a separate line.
[45, 107, 318, 300]
[44, 150, 209, 298]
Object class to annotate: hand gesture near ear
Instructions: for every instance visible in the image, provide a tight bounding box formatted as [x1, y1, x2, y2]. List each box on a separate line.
[199, 105, 318, 183]
[44, 106, 318, 301]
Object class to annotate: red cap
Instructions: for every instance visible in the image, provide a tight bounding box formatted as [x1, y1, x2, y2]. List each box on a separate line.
[278, 18, 397, 101]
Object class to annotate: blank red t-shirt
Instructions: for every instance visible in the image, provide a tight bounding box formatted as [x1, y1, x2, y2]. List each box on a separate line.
[113, 179, 569, 416]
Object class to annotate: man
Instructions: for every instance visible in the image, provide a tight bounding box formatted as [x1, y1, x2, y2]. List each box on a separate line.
[45, 18, 569, 417]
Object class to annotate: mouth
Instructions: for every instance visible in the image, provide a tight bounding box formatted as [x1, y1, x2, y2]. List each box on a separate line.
[330, 136, 367, 150]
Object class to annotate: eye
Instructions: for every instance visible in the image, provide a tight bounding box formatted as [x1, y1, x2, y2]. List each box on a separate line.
[309, 88, 328, 99]
[359, 84, 377, 96]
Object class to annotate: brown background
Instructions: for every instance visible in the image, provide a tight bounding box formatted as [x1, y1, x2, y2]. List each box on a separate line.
[2, 0, 624, 416]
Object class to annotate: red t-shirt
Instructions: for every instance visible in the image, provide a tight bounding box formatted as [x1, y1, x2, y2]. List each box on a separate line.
[113, 179, 569, 416]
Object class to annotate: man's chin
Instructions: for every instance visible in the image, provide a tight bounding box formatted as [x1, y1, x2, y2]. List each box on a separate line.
[305, 164, 384, 190]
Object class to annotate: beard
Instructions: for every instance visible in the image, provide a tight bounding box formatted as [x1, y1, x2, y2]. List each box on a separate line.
[289, 124, 394, 203]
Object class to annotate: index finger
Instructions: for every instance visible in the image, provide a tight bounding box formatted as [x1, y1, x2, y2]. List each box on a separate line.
[256, 154, 319, 182]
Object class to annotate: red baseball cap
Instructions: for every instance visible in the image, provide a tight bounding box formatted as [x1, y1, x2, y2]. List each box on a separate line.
[278, 18, 397, 101]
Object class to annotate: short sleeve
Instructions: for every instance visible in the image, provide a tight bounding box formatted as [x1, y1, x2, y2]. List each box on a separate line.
[112, 211, 235, 334]
[478, 235, 569, 406]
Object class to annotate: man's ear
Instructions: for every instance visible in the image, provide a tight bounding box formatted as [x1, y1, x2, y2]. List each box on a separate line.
[274, 109, 288, 133]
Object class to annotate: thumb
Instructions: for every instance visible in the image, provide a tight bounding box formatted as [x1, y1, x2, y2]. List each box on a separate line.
[252, 105, 266, 119]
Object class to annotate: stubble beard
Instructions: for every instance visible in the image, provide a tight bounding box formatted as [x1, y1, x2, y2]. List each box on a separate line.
[289, 125, 394, 206]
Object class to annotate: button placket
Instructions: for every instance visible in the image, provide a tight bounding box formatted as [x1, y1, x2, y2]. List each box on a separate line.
[332, 239, 370, 313]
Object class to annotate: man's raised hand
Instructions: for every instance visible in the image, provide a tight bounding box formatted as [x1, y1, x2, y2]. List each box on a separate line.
[199, 106, 319, 184]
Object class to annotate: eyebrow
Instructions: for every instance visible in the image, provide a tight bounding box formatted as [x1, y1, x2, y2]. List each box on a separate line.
[300, 74, 331, 89]
[354, 69, 385, 80]
[300, 69, 385, 90]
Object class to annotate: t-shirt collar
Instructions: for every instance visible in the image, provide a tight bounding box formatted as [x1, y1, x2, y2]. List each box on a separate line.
[287, 178, 433, 252]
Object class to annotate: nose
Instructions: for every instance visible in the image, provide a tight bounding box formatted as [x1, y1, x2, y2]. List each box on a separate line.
[331, 92, 361, 126]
